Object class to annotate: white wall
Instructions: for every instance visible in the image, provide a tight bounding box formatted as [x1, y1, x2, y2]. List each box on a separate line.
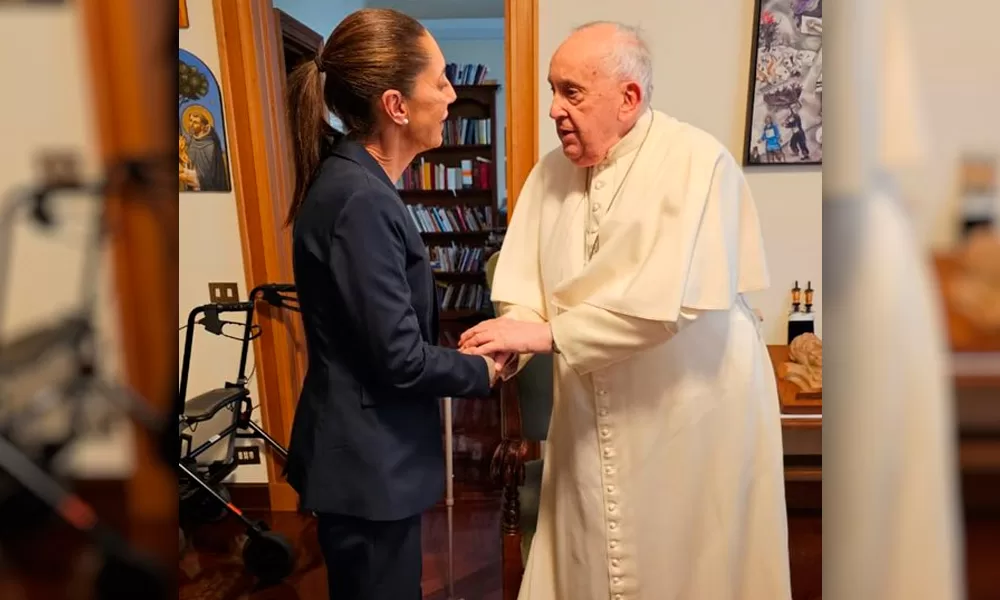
[890, 0, 1000, 250]
[180, 0, 267, 483]
[0, 4, 132, 478]
[538, 0, 822, 344]
[423, 18, 507, 208]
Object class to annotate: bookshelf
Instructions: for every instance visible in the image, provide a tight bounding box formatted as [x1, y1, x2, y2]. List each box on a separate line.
[397, 81, 505, 502]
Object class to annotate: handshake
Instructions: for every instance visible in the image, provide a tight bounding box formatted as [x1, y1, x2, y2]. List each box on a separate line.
[456, 316, 554, 385]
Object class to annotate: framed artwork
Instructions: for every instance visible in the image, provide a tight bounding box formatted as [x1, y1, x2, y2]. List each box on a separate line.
[180, 0, 188, 28]
[742, 0, 823, 166]
[179, 49, 231, 192]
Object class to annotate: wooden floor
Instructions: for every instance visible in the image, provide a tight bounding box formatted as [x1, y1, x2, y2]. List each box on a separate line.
[0, 501, 996, 598]
[177, 504, 821, 600]
[179, 503, 503, 600]
[176, 507, 1000, 600]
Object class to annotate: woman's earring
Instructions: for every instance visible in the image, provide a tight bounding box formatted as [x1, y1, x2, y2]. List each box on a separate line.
[402, 118, 409, 125]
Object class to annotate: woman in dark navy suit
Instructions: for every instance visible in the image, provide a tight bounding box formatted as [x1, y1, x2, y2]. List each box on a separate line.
[282, 9, 504, 599]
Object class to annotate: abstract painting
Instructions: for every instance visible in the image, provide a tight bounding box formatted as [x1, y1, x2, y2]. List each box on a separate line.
[743, 0, 823, 166]
[179, 49, 231, 192]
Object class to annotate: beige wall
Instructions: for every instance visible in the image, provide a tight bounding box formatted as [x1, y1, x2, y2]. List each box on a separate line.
[0, 5, 132, 478]
[538, 0, 823, 344]
[180, 0, 268, 483]
[892, 0, 1000, 250]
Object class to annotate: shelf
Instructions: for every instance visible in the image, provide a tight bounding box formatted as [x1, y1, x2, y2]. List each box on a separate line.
[424, 144, 492, 153]
[440, 309, 490, 321]
[433, 270, 486, 282]
[453, 84, 500, 91]
[400, 188, 492, 196]
[427, 83, 499, 504]
[421, 228, 502, 237]
[953, 352, 1000, 388]
[399, 188, 493, 206]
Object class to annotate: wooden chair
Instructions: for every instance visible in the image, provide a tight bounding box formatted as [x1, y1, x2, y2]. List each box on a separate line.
[484, 252, 554, 600]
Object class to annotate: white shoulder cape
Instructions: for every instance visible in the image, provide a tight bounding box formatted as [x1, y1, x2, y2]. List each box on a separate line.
[491, 111, 769, 322]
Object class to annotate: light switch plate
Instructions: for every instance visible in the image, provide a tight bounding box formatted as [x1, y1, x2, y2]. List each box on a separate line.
[234, 445, 261, 465]
[208, 282, 240, 304]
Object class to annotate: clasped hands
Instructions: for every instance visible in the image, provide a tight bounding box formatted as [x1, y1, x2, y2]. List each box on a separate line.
[457, 317, 553, 384]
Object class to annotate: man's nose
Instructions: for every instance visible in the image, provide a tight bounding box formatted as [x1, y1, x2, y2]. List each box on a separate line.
[549, 96, 566, 120]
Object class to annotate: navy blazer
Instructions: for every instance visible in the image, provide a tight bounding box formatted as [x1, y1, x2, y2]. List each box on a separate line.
[285, 136, 492, 521]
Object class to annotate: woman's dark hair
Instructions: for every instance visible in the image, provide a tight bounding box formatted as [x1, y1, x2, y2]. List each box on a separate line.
[284, 8, 430, 226]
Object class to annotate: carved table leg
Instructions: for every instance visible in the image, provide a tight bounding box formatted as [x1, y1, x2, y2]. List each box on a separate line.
[492, 439, 528, 600]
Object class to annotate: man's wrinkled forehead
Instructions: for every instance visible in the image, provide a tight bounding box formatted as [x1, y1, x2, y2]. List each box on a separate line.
[549, 37, 609, 87]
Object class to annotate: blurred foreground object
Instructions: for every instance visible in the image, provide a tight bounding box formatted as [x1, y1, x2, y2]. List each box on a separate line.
[824, 0, 965, 598]
[0, 159, 173, 599]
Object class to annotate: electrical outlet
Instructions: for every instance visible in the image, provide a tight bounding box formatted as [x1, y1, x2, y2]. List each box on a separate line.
[208, 282, 240, 305]
[234, 446, 261, 465]
[36, 150, 81, 188]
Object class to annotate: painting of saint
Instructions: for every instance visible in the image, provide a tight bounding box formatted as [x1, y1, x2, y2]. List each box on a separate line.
[179, 49, 231, 192]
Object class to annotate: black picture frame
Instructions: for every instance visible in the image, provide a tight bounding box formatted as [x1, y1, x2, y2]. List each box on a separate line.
[742, 0, 824, 167]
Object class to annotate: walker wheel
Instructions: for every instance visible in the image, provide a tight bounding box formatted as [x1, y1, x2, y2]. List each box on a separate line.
[242, 531, 296, 584]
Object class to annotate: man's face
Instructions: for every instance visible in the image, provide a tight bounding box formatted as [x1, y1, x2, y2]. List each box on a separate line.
[188, 114, 206, 135]
[547, 28, 634, 167]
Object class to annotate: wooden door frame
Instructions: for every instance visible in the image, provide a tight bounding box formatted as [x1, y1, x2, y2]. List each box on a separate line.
[79, 0, 176, 563]
[275, 8, 324, 69]
[505, 0, 539, 219]
[211, 0, 537, 512]
[213, 0, 305, 511]
[500, 2, 538, 598]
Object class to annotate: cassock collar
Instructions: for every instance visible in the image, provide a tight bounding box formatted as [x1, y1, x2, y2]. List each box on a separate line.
[601, 108, 653, 165]
[329, 134, 397, 191]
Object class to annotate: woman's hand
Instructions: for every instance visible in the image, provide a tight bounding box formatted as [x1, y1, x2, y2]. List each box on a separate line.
[481, 353, 498, 386]
[459, 318, 553, 356]
[464, 348, 510, 387]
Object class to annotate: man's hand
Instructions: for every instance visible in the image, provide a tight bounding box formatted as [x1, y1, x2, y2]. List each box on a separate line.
[459, 318, 553, 356]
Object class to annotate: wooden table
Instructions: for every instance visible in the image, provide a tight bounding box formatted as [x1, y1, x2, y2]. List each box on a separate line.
[767, 344, 822, 452]
[766, 344, 822, 516]
[768, 345, 823, 418]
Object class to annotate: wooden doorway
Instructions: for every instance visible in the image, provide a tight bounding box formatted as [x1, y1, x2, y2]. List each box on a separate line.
[211, 0, 538, 512]
[504, 0, 539, 218]
[213, 0, 307, 511]
[275, 9, 323, 78]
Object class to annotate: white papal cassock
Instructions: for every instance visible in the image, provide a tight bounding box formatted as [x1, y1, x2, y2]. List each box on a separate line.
[490, 109, 792, 600]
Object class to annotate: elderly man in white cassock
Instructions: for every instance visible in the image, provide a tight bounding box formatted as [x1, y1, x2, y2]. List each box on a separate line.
[458, 20, 791, 600]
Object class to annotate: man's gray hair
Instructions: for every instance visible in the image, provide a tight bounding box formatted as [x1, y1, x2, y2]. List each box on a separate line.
[573, 21, 653, 108]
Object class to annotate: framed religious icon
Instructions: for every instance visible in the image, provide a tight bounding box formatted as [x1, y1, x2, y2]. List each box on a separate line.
[179, 49, 231, 192]
[742, 0, 823, 166]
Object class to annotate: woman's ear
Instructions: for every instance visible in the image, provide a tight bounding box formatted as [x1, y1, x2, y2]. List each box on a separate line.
[381, 89, 409, 126]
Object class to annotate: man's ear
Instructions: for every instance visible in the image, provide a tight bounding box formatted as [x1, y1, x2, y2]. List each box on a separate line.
[380, 89, 409, 126]
[620, 81, 643, 120]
